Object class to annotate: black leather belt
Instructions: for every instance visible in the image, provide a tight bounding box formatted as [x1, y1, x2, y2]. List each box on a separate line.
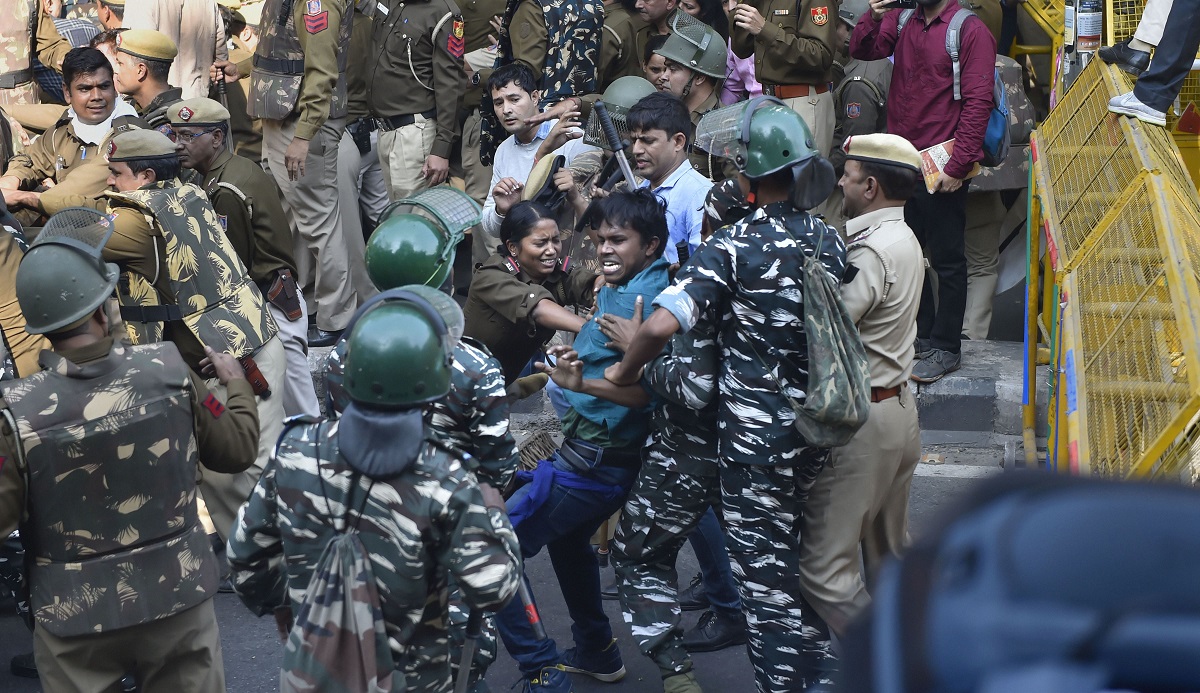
[252, 55, 304, 75]
[119, 304, 184, 323]
[373, 109, 437, 132]
[0, 68, 33, 89]
[556, 438, 641, 473]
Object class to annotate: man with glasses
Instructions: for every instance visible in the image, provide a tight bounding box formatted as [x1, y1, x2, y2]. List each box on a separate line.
[168, 97, 320, 418]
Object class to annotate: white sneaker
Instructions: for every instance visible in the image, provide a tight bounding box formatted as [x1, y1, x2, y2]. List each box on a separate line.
[1108, 91, 1167, 127]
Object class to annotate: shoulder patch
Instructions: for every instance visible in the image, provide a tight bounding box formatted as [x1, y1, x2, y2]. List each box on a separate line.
[304, 9, 329, 32]
[846, 101, 861, 118]
[448, 17, 465, 58]
[810, 6, 829, 25]
[202, 393, 226, 418]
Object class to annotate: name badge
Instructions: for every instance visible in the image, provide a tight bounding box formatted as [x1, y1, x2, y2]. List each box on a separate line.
[773, 9, 790, 14]
[376, 2, 389, 14]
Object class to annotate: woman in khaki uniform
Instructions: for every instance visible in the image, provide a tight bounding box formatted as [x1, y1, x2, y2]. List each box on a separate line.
[463, 200, 598, 383]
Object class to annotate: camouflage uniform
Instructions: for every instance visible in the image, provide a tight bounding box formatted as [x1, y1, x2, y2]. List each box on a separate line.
[611, 309, 722, 677]
[0, 337, 261, 692]
[0, 0, 39, 107]
[652, 201, 846, 691]
[227, 418, 523, 693]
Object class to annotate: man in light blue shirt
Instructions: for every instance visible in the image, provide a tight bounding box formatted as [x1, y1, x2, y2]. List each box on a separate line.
[627, 93, 712, 264]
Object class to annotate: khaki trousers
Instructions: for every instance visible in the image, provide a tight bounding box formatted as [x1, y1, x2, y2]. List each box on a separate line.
[1134, 0, 1173, 46]
[377, 113, 436, 201]
[262, 115, 369, 332]
[797, 385, 921, 636]
[199, 335, 286, 541]
[963, 190, 1006, 340]
[269, 301, 320, 418]
[34, 599, 225, 693]
[782, 90, 835, 163]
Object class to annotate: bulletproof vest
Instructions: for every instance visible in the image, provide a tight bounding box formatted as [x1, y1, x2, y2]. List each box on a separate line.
[0, 0, 37, 106]
[0, 341, 219, 637]
[107, 183, 279, 358]
[249, 0, 353, 120]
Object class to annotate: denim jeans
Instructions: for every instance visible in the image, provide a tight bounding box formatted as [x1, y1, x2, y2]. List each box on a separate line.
[688, 507, 742, 617]
[497, 448, 637, 675]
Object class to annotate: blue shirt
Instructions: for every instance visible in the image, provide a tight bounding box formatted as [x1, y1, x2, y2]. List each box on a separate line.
[639, 160, 712, 264]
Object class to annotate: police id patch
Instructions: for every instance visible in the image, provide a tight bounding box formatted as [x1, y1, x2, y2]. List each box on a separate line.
[448, 17, 465, 58]
[846, 102, 861, 119]
[306, 0, 322, 12]
[811, 6, 829, 25]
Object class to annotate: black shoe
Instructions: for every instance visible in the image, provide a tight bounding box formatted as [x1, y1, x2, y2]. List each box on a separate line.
[308, 327, 344, 348]
[10, 652, 37, 679]
[678, 573, 709, 612]
[1098, 38, 1151, 76]
[218, 575, 235, 594]
[681, 610, 747, 653]
[600, 577, 620, 601]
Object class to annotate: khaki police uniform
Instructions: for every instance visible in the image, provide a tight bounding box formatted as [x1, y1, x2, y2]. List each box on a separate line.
[600, 1, 646, 89]
[730, 0, 838, 156]
[342, 5, 389, 229]
[114, 29, 185, 132]
[252, 0, 372, 333]
[370, 0, 466, 200]
[822, 42, 891, 232]
[2, 110, 120, 216]
[798, 135, 924, 636]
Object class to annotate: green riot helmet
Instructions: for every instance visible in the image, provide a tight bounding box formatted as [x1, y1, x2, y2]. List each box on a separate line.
[17, 208, 120, 335]
[341, 290, 455, 408]
[654, 21, 727, 81]
[368, 185, 483, 290]
[583, 76, 658, 150]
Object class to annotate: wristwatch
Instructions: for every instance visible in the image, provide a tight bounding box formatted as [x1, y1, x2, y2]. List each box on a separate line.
[470, 72, 481, 86]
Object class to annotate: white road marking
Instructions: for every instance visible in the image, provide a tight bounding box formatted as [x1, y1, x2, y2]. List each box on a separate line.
[914, 463, 1003, 479]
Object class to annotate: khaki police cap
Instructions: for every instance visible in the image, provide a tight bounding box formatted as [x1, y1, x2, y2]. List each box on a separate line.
[97, 0, 127, 7]
[168, 98, 231, 127]
[841, 133, 923, 173]
[116, 29, 179, 62]
[107, 129, 177, 162]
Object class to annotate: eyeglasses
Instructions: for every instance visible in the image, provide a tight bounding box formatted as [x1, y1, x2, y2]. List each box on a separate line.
[174, 128, 220, 143]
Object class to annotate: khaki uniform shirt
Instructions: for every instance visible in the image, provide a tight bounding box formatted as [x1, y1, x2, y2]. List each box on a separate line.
[202, 150, 297, 284]
[688, 90, 736, 182]
[841, 206, 923, 387]
[829, 54, 891, 175]
[599, 3, 645, 89]
[730, 0, 837, 86]
[0, 336, 261, 538]
[4, 112, 110, 213]
[290, 0, 353, 140]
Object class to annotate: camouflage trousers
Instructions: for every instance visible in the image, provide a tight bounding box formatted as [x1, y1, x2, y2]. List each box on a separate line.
[612, 449, 720, 677]
[447, 586, 498, 691]
[721, 459, 837, 693]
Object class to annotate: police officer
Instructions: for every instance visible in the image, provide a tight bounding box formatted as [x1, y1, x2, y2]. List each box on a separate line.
[600, 0, 646, 89]
[168, 97, 322, 418]
[651, 22, 731, 181]
[0, 0, 40, 107]
[797, 133, 924, 637]
[369, 0, 466, 200]
[112, 29, 183, 132]
[220, 1, 264, 162]
[243, 0, 370, 347]
[730, 0, 839, 156]
[227, 291, 523, 693]
[608, 97, 844, 691]
[100, 127, 286, 542]
[0, 211, 260, 692]
[456, 0, 505, 206]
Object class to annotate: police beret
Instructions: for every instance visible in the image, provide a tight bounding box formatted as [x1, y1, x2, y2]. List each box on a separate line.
[116, 29, 179, 62]
[841, 133, 923, 173]
[167, 98, 231, 127]
[107, 129, 177, 162]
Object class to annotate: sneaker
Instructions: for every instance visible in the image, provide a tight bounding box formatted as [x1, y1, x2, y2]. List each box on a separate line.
[910, 348, 962, 384]
[678, 573, 710, 612]
[681, 610, 747, 653]
[1108, 92, 1167, 127]
[1097, 38, 1150, 76]
[914, 337, 933, 361]
[518, 667, 574, 693]
[558, 638, 626, 683]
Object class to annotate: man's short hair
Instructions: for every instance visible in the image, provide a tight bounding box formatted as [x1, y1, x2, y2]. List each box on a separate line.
[487, 62, 538, 96]
[127, 154, 181, 184]
[858, 160, 920, 201]
[97, 0, 125, 20]
[89, 28, 125, 50]
[143, 58, 171, 83]
[626, 92, 691, 147]
[592, 189, 668, 258]
[62, 47, 114, 89]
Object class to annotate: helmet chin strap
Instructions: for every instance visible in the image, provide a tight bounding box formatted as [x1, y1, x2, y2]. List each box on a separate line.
[681, 74, 696, 100]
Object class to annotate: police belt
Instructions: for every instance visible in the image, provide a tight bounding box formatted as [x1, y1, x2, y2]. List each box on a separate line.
[870, 385, 902, 403]
[0, 68, 33, 90]
[762, 83, 829, 98]
[373, 109, 437, 132]
[252, 55, 305, 75]
[556, 438, 641, 473]
[119, 303, 184, 324]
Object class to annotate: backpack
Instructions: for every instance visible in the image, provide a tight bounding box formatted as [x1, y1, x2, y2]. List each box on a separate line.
[280, 422, 398, 693]
[897, 8, 1010, 168]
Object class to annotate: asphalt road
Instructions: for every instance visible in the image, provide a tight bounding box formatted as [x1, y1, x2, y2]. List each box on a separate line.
[0, 450, 999, 693]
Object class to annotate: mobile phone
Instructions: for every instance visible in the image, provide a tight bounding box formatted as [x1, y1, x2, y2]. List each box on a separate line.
[884, 0, 917, 8]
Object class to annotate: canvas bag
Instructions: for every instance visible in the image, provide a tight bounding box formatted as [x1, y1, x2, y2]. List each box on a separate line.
[281, 423, 398, 693]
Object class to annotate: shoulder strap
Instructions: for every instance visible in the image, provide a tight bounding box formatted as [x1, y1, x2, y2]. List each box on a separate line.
[847, 238, 896, 303]
[834, 74, 886, 110]
[209, 180, 254, 219]
[602, 24, 623, 59]
[945, 8, 974, 101]
[897, 9, 915, 34]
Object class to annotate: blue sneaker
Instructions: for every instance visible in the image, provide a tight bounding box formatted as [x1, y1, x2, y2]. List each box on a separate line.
[517, 667, 574, 693]
[557, 638, 627, 683]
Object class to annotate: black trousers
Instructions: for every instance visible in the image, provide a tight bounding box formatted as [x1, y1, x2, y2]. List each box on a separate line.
[906, 185, 969, 354]
[1133, 0, 1200, 113]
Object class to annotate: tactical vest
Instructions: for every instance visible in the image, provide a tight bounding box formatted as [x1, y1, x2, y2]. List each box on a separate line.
[249, 0, 354, 120]
[0, 0, 37, 106]
[0, 341, 219, 637]
[106, 183, 278, 358]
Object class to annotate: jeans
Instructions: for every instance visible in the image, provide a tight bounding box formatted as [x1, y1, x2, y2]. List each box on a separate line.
[906, 185, 970, 354]
[497, 448, 637, 675]
[688, 507, 742, 616]
[1132, 0, 1200, 112]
